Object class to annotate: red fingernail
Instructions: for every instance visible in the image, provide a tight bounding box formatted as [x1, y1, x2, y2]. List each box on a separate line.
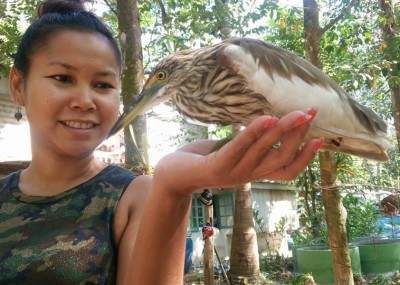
[313, 138, 324, 153]
[307, 108, 318, 119]
[293, 114, 312, 127]
[263, 117, 278, 128]
[294, 109, 318, 128]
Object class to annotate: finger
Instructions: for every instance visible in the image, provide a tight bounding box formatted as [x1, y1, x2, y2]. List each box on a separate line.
[184, 110, 317, 188]
[256, 109, 317, 166]
[277, 109, 318, 157]
[176, 139, 218, 155]
[262, 138, 323, 181]
[211, 115, 278, 167]
[231, 110, 316, 172]
[268, 121, 311, 166]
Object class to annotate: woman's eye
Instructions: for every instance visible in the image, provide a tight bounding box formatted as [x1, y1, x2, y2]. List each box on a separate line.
[95, 82, 114, 89]
[53, 75, 72, 83]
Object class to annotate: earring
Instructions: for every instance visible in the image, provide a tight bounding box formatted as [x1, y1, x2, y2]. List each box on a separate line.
[14, 105, 22, 121]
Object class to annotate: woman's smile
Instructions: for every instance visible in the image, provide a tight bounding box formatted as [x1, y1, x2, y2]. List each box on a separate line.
[61, 120, 97, 129]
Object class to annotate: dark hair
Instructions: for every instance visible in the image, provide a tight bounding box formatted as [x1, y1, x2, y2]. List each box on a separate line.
[14, 0, 122, 76]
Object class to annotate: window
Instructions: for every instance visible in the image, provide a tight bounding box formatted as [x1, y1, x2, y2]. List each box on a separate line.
[215, 192, 234, 229]
[188, 192, 235, 232]
[188, 194, 205, 232]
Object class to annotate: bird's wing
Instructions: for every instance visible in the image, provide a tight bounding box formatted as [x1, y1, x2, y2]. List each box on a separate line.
[218, 38, 391, 160]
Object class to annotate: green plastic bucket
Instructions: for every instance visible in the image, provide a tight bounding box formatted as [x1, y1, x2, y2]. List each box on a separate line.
[296, 245, 361, 284]
[291, 244, 323, 273]
[354, 238, 400, 274]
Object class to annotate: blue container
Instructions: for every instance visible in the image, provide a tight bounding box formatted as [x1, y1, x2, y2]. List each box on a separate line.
[376, 216, 400, 237]
[184, 236, 193, 274]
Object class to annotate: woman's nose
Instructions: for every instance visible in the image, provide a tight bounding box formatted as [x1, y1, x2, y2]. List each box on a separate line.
[70, 85, 96, 111]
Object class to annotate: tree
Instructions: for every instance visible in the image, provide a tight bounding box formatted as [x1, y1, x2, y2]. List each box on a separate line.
[379, 0, 400, 149]
[113, 0, 149, 173]
[212, 1, 268, 283]
[229, 182, 267, 284]
[302, 0, 359, 284]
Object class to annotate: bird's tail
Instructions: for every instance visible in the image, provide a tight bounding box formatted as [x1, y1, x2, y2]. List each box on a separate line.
[349, 97, 388, 139]
[308, 124, 392, 162]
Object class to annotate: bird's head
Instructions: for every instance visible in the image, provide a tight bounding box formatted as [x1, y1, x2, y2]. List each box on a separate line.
[107, 48, 207, 137]
[108, 59, 175, 137]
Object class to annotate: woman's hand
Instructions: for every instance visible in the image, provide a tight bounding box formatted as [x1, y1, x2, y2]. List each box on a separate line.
[126, 110, 323, 284]
[153, 109, 323, 194]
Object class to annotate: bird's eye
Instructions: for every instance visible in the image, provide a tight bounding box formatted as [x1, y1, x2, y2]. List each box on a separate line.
[156, 70, 167, 80]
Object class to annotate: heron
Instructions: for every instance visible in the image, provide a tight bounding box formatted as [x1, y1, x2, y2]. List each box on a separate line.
[109, 38, 392, 161]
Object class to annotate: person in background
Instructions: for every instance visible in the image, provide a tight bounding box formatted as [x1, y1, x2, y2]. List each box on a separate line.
[0, 0, 323, 284]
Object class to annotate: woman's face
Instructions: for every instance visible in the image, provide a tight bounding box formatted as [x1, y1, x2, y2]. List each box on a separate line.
[11, 30, 121, 159]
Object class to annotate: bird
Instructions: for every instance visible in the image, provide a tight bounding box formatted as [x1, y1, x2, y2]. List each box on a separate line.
[381, 194, 400, 216]
[108, 37, 392, 161]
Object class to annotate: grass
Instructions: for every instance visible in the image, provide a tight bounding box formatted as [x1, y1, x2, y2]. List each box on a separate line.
[184, 256, 400, 284]
[260, 255, 400, 285]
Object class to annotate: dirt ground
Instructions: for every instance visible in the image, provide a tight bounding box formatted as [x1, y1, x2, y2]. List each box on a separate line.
[184, 268, 229, 285]
[184, 271, 400, 285]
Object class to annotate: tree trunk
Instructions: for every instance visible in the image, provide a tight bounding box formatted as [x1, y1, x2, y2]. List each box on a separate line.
[319, 151, 353, 284]
[391, 85, 400, 149]
[303, 0, 353, 284]
[379, 0, 400, 149]
[116, 0, 149, 172]
[215, 1, 266, 283]
[228, 182, 266, 285]
[303, 0, 321, 68]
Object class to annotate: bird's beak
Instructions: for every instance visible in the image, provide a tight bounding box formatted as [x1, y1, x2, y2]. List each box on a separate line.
[108, 87, 157, 137]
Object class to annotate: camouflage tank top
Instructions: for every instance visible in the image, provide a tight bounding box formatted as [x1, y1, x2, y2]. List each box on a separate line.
[0, 165, 137, 285]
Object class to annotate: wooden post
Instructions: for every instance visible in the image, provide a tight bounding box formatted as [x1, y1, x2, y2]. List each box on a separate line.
[203, 192, 214, 285]
[214, 246, 231, 285]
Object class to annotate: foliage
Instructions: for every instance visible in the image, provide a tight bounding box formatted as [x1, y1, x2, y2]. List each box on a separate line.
[260, 254, 289, 274]
[137, 0, 226, 70]
[293, 158, 327, 245]
[0, 0, 42, 78]
[259, 254, 295, 284]
[320, 1, 395, 122]
[309, 0, 400, 193]
[134, 0, 307, 70]
[293, 151, 391, 246]
[253, 208, 266, 232]
[262, 4, 305, 54]
[368, 274, 392, 285]
[290, 273, 315, 285]
[342, 194, 382, 241]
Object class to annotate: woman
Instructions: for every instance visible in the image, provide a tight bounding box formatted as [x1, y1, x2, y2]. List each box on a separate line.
[0, 0, 323, 284]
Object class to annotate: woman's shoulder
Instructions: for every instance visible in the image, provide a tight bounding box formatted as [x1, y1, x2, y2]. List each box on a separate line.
[101, 164, 138, 178]
[95, 164, 139, 188]
[0, 172, 19, 192]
